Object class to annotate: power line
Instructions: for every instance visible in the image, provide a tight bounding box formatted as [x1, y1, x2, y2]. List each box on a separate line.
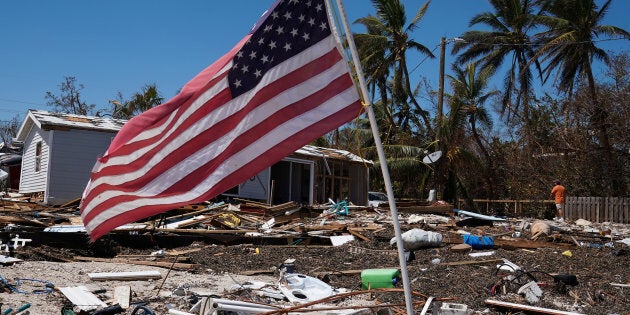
[0, 97, 45, 106]
[458, 36, 629, 47]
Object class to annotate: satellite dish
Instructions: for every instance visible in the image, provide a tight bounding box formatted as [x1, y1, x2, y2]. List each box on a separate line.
[422, 150, 442, 164]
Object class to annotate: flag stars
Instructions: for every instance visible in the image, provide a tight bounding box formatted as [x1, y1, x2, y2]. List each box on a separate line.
[228, 0, 333, 95]
[233, 79, 242, 88]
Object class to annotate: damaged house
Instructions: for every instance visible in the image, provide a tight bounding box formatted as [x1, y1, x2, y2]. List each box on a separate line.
[0, 140, 23, 190]
[13, 109, 372, 207]
[225, 145, 372, 206]
[14, 110, 126, 205]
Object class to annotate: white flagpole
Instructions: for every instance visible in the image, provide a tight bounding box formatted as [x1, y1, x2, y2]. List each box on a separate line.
[331, 1, 415, 313]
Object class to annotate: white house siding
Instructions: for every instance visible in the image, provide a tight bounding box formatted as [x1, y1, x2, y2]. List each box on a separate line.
[19, 129, 50, 194]
[46, 129, 115, 205]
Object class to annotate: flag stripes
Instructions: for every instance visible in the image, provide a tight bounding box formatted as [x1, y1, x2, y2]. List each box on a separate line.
[80, 0, 362, 240]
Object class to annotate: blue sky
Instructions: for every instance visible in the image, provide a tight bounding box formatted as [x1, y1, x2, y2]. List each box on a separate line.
[1, 0, 628, 124]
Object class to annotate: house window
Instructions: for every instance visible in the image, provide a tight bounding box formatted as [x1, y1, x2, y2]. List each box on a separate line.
[34, 141, 42, 172]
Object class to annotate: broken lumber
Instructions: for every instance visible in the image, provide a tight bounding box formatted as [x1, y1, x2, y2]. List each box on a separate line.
[347, 228, 370, 242]
[485, 299, 585, 314]
[439, 259, 504, 266]
[74, 256, 197, 270]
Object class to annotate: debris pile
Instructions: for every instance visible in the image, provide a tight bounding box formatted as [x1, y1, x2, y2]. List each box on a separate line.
[0, 194, 629, 314]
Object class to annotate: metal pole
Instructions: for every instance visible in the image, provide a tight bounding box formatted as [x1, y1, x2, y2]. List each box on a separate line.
[333, 1, 414, 313]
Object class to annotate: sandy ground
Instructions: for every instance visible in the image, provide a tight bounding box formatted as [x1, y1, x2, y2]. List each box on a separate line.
[1, 260, 282, 314]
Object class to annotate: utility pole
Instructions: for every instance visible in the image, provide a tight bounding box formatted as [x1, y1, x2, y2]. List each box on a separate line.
[437, 37, 446, 142]
[435, 37, 464, 201]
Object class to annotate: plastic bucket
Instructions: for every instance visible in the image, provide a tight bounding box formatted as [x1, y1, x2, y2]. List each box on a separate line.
[462, 234, 495, 249]
[361, 268, 400, 290]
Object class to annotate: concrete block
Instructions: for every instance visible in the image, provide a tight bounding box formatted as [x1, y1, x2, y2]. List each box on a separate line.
[440, 302, 468, 315]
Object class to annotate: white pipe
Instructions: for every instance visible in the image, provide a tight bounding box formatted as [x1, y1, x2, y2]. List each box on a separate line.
[211, 298, 278, 311]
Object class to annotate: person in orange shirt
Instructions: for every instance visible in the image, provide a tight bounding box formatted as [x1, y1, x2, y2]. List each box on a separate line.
[550, 180, 566, 221]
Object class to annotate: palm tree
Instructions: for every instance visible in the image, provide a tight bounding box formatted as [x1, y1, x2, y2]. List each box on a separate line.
[354, 0, 435, 135]
[452, 0, 542, 122]
[110, 84, 164, 119]
[536, 0, 630, 194]
[448, 63, 500, 197]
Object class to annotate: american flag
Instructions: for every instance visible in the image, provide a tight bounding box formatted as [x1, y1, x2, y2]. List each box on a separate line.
[80, 0, 363, 240]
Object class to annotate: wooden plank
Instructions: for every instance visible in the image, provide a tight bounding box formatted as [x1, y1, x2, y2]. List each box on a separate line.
[151, 228, 257, 234]
[74, 256, 197, 270]
[485, 299, 585, 314]
[59, 197, 81, 208]
[580, 197, 591, 221]
[439, 259, 504, 266]
[347, 228, 370, 242]
[88, 270, 162, 281]
[582, 197, 592, 221]
[575, 197, 580, 220]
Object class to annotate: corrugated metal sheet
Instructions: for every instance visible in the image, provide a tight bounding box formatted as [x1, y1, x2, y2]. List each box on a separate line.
[295, 145, 372, 164]
[29, 109, 127, 132]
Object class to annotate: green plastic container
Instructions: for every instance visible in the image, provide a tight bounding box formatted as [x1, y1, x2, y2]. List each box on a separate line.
[361, 268, 400, 289]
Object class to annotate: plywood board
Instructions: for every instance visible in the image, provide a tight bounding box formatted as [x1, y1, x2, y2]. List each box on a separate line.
[58, 286, 107, 311]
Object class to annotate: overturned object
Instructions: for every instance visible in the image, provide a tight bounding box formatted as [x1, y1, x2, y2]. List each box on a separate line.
[361, 268, 400, 290]
[278, 273, 335, 303]
[462, 234, 495, 250]
[391, 228, 443, 250]
[518, 281, 543, 304]
[530, 221, 551, 240]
